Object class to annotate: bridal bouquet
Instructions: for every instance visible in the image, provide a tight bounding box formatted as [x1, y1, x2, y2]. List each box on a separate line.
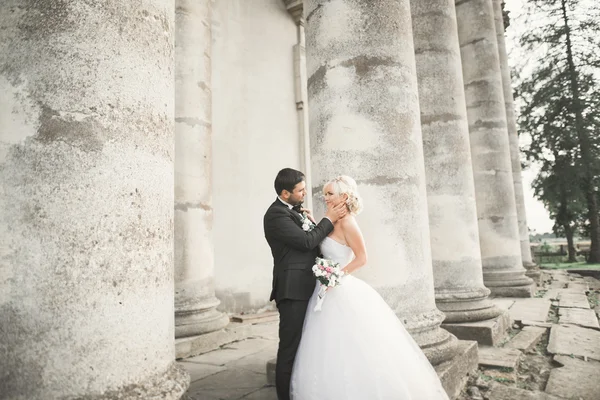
[311, 257, 345, 311]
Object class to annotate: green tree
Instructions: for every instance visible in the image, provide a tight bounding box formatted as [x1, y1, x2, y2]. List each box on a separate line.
[531, 153, 584, 262]
[515, 0, 600, 263]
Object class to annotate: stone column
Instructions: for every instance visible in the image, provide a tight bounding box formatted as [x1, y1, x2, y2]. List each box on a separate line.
[0, 1, 188, 398]
[412, 0, 501, 322]
[455, 0, 534, 297]
[306, 0, 457, 365]
[491, 0, 538, 274]
[174, 0, 229, 338]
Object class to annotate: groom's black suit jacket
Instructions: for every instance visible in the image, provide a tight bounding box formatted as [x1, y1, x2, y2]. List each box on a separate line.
[264, 198, 334, 304]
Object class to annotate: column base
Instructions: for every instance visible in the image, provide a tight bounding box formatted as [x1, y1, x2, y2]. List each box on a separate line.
[420, 330, 461, 366]
[442, 310, 510, 346]
[436, 287, 503, 323]
[403, 308, 460, 365]
[487, 283, 535, 297]
[483, 269, 535, 298]
[91, 362, 189, 400]
[175, 307, 230, 339]
[434, 340, 479, 400]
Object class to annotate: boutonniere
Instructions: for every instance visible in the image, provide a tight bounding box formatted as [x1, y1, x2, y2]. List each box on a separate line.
[299, 212, 316, 232]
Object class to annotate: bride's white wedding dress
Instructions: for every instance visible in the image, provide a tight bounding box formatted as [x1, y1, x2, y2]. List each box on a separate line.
[290, 236, 449, 400]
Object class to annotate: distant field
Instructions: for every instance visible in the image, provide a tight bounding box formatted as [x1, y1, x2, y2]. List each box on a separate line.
[540, 261, 600, 270]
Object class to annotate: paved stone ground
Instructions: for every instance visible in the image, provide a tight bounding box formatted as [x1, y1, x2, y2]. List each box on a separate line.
[460, 269, 600, 400]
[179, 321, 279, 400]
[179, 268, 600, 400]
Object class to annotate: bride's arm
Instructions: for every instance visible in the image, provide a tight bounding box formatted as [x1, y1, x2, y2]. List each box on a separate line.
[340, 216, 367, 274]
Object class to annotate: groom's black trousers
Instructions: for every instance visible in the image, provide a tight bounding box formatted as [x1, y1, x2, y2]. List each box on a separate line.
[276, 298, 309, 400]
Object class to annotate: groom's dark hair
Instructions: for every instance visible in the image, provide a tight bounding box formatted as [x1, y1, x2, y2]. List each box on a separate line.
[275, 168, 305, 195]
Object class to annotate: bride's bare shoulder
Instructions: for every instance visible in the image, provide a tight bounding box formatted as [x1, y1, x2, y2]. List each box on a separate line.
[339, 215, 359, 230]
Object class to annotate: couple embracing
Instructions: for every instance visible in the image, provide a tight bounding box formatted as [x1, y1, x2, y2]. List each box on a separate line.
[263, 168, 449, 400]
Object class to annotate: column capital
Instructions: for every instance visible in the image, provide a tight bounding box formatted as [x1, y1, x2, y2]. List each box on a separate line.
[283, 0, 304, 25]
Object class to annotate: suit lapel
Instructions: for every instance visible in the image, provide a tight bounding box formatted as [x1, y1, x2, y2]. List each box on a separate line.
[273, 197, 303, 227]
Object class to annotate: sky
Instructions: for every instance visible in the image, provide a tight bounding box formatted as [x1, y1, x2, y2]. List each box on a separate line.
[504, 0, 555, 234]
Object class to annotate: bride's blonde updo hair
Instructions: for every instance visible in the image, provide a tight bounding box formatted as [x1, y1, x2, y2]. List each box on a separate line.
[327, 175, 363, 216]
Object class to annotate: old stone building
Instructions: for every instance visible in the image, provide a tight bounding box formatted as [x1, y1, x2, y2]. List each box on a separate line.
[1, 0, 538, 398]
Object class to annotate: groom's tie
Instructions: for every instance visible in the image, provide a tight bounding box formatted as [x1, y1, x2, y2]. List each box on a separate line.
[292, 204, 302, 214]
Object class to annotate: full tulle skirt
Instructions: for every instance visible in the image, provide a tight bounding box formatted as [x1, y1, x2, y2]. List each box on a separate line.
[290, 275, 449, 400]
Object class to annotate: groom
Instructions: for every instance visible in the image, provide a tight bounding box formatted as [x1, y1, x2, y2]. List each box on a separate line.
[264, 168, 346, 400]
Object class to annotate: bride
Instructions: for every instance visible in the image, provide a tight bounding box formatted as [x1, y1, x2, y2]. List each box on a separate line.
[290, 176, 449, 400]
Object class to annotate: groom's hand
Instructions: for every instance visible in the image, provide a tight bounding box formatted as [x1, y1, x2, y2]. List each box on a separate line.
[300, 208, 317, 224]
[325, 202, 347, 223]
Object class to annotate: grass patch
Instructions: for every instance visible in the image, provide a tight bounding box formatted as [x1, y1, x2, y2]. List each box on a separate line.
[540, 261, 600, 270]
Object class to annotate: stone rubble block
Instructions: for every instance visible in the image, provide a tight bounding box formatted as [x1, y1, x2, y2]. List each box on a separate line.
[487, 383, 565, 400]
[505, 326, 546, 352]
[434, 340, 479, 399]
[478, 346, 522, 369]
[508, 298, 551, 322]
[567, 282, 589, 291]
[520, 320, 552, 329]
[558, 307, 600, 330]
[547, 324, 600, 361]
[545, 355, 600, 400]
[490, 298, 517, 311]
[558, 292, 591, 309]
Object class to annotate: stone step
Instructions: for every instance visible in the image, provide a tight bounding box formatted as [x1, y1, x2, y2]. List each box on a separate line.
[487, 383, 565, 400]
[558, 307, 600, 330]
[545, 355, 600, 400]
[558, 292, 590, 309]
[442, 311, 510, 346]
[478, 346, 521, 369]
[505, 326, 546, 352]
[548, 324, 600, 362]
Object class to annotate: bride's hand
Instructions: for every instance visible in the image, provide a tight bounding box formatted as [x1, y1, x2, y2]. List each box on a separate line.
[301, 208, 316, 224]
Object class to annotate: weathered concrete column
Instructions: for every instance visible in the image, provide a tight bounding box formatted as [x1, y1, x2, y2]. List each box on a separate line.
[306, 0, 458, 365]
[174, 0, 229, 338]
[0, 1, 188, 398]
[491, 0, 538, 274]
[412, 0, 501, 322]
[455, 0, 534, 297]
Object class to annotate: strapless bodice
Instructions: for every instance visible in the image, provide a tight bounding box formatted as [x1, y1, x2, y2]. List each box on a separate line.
[320, 236, 354, 267]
